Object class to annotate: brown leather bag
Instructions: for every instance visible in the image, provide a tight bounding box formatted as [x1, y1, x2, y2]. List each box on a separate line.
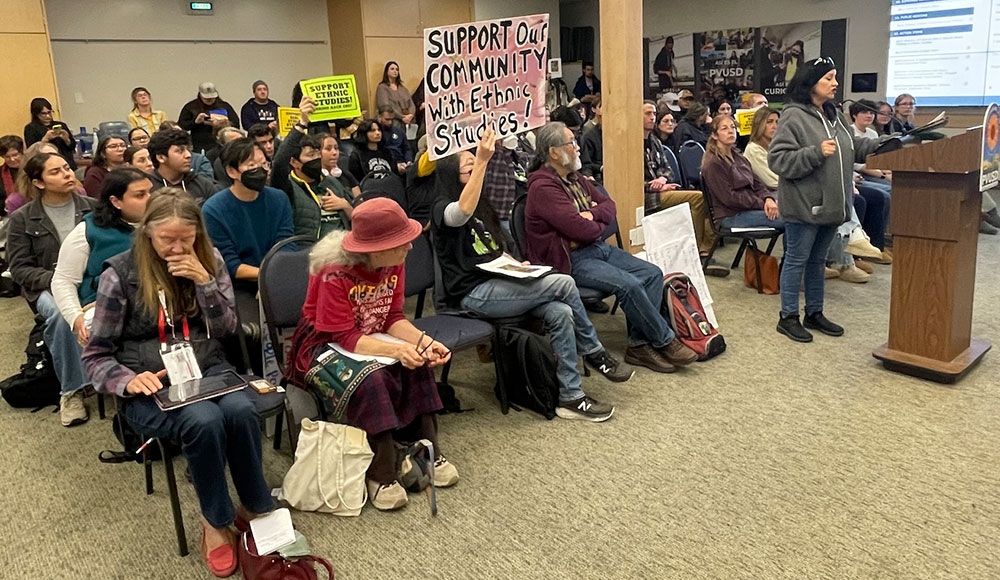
[743, 246, 780, 295]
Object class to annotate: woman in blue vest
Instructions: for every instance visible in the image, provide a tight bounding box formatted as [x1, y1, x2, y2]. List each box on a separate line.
[52, 167, 152, 347]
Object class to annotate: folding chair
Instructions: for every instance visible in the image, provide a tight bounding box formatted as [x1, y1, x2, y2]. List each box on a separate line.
[701, 182, 782, 293]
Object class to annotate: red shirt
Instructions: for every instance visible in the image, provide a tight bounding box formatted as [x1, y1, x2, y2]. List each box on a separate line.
[301, 262, 407, 352]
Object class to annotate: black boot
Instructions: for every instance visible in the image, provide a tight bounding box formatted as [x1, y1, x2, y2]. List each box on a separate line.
[803, 311, 844, 337]
[777, 314, 813, 343]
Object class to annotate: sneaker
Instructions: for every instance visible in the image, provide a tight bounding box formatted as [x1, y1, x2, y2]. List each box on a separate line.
[803, 311, 844, 337]
[854, 259, 874, 274]
[837, 265, 870, 284]
[658, 339, 699, 366]
[845, 230, 882, 259]
[701, 257, 730, 278]
[584, 299, 610, 313]
[367, 480, 408, 511]
[776, 314, 813, 343]
[60, 391, 89, 427]
[555, 396, 615, 422]
[432, 456, 459, 488]
[583, 350, 634, 382]
[624, 345, 677, 373]
[985, 209, 1000, 228]
[824, 267, 840, 279]
[981, 221, 998, 235]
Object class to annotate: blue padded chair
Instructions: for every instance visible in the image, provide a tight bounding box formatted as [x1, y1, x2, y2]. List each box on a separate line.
[676, 140, 706, 190]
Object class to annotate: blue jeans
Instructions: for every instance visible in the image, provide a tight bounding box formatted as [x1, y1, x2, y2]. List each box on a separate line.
[780, 222, 837, 317]
[856, 183, 890, 249]
[570, 243, 674, 348]
[123, 386, 275, 528]
[720, 210, 785, 231]
[461, 274, 603, 403]
[36, 291, 86, 395]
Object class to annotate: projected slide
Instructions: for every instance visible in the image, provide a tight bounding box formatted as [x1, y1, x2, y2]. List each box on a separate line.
[887, 0, 1000, 105]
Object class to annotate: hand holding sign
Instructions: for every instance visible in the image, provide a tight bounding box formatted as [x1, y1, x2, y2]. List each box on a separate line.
[299, 96, 315, 125]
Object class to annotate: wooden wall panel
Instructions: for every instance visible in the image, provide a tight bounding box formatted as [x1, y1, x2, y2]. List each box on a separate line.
[0, 0, 46, 34]
[419, 0, 473, 28]
[365, 37, 424, 114]
[0, 0, 59, 138]
[328, 0, 370, 112]
[361, 0, 422, 37]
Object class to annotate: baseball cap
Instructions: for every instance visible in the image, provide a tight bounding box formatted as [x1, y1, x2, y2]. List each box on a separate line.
[198, 82, 219, 99]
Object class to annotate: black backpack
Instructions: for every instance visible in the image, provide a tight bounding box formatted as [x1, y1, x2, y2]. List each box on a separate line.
[493, 326, 559, 420]
[0, 319, 60, 411]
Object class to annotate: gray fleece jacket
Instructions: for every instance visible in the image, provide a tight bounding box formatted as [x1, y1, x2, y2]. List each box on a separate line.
[768, 102, 883, 225]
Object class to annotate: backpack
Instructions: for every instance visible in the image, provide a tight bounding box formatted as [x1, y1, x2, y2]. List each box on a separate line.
[493, 326, 560, 419]
[661, 272, 726, 361]
[0, 319, 60, 410]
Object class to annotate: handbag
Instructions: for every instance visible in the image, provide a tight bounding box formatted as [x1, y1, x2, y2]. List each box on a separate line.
[278, 419, 373, 516]
[743, 246, 780, 295]
[238, 529, 335, 580]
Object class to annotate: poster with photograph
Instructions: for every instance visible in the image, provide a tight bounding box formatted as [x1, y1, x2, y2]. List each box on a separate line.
[647, 33, 695, 93]
[758, 21, 822, 102]
[697, 28, 756, 103]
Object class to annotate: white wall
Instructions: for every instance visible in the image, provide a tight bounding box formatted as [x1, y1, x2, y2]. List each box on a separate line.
[643, 0, 892, 101]
[474, 0, 561, 61]
[45, 0, 333, 130]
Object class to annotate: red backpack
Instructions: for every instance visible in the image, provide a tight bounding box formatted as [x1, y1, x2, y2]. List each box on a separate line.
[661, 272, 726, 361]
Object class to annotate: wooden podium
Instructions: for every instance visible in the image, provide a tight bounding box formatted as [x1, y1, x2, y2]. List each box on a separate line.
[867, 128, 991, 383]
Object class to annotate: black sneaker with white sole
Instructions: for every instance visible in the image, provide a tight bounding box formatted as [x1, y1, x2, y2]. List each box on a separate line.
[555, 396, 615, 422]
[583, 350, 635, 383]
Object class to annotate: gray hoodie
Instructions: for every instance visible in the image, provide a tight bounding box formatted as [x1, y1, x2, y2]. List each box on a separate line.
[768, 102, 883, 225]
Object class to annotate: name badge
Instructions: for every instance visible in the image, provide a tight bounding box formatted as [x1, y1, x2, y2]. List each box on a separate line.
[160, 342, 202, 385]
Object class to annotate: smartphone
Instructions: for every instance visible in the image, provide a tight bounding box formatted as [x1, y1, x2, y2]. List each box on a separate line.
[249, 379, 278, 394]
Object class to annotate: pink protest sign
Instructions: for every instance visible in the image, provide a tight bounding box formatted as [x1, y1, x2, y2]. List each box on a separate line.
[423, 14, 549, 161]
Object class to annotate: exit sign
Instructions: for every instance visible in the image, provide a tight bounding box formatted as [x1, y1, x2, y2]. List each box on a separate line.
[187, 2, 214, 14]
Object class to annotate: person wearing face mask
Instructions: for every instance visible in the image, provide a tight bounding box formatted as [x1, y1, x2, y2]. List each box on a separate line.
[525, 122, 698, 374]
[287, 133, 357, 239]
[201, 138, 293, 285]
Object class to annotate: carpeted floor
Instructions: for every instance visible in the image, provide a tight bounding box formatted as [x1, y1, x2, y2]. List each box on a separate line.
[0, 239, 997, 580]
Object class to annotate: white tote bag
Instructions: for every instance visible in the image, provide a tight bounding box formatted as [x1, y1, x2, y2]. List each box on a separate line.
[279, 419, 373, 516]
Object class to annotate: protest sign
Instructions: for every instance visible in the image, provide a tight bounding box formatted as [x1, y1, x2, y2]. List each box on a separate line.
[298, 75, 362, 122]
[735, 108, 756, 136]
[423, 14, 549, 160]
[277, 107, 301, 137]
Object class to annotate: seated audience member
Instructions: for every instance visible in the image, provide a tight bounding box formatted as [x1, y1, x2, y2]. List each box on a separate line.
[701, 115, 785, 232]
[582, 96, 601, 132]
[158, 122, 213, 180]
[654, 109, 678, 150]
[271, 96, 315, 198]
[744, 107, 781, 190]
[741, 92, 768, 110]
[375, 61, 416, 125]
[348, 119, 394, 181]
[178, 82, 240, 156]
[0, 135, 24, 213]
[82, 189, 276, 577]
[320, 133, 361, 199]
[247, 123, 277, 164]
[127, 87, 167, 135]
[642, 101, 722, 273]
[52, 168, 152, 347]
[672, 102, 712, 151]
[874, 102, 893, 135]
[378, 107, 413, 173]
[403, 136, 437, 227]
[240, 80, 279, 131]
[676, 89, 695, 119]
[24, 97, 77, 169]
[124, 145, 155, 174]
[147, 128, 218, 203]
[713, 99, 733, 118]
[480, 140, 519, 237]
[432, 129, 630, 422]
[886, 94, 916, 134]
[211, 126, 246, 186]
[287, 134, 355, 239]
[11, 142, 80, 214]
[202, 138, 293, 283]
[580, 97, 604, 180]
[7, 152, 97, 426]
[128, 127, 150, 148]
[573, 61, 601, 118]
[550, 105, 584, 137]
[525, 121, 698, 373]
[287, 198, 458, 511]
[83, 136, 128, 197]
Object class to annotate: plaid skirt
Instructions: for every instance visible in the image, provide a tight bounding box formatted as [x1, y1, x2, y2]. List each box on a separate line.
[304, 344, 442, 436]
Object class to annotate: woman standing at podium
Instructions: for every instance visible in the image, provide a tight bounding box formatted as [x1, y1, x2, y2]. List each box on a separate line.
[768, 57, 884, 343]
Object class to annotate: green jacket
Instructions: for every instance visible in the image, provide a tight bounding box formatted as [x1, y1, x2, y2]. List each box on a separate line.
[289, 173, 353, 240]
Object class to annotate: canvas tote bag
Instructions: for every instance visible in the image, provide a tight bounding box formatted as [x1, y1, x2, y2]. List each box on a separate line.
[279, 419, 373, 516]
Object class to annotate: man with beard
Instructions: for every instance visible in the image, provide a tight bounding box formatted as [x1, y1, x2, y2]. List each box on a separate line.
[524, 122, 699, 374]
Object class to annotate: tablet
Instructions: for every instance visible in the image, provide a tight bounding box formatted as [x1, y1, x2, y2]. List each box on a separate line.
[154, 370, 247, 411]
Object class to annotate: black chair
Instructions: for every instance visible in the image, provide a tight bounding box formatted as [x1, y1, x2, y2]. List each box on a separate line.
[358, 170, 406, 206]
[509, 192, 621, 315]
[677, 140, 706, 190]
[701, 182, 781, 293]
[405, 233, 495, 387]
[662, 146, 686, 189]
[258, 236, 327, 448]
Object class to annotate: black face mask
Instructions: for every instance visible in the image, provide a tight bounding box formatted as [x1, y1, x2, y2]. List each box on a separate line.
[240, 167, 268, 191]
[301, 158, 324, 182]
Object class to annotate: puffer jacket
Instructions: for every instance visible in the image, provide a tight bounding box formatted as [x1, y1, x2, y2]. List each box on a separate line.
[768, 101, 884, 225]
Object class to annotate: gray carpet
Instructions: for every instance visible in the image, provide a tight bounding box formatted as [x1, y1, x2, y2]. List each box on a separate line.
[1, 238, 998, 580]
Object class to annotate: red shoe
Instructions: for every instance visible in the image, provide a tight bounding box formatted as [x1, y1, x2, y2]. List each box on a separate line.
[201, 526, 238, 578]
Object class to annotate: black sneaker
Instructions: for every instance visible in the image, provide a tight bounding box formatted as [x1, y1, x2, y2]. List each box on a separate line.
[776, 314, 813, 343]
[584, 300, 610, 313]
[583, 350, 635, 382]
[556, 396, 615, 422]
[803, 311, 844, 337]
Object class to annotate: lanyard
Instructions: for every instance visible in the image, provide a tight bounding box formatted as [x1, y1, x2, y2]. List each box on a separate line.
[157, 289, 189, 350]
